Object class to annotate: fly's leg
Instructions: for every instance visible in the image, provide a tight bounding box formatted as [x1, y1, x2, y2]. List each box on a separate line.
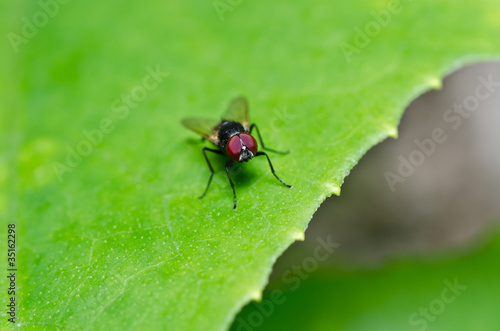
[199, 147, 224, 200]
[249, 123, 290, 154]
[225, 160, 237, 209]
[256, 151, 292, 188]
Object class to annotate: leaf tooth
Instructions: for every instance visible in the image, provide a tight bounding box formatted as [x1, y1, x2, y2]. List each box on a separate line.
[386, 126, 398, 139]
[324, 183, 341, 196]
[249, 290, 262, 302]
[427, 76, 443, 90]
[292, 231, 305, 241]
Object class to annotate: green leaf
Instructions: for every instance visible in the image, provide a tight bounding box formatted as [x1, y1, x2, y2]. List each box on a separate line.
[234, 234, 500, 331]
[2, 0, 500, 330]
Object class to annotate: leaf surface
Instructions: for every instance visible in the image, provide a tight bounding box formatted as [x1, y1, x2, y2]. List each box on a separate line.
[2, 0, 500, 330]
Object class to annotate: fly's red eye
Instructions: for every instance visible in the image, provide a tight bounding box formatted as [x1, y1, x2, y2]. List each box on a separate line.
[239, 133, 258, 155]
[226, 135, 242, 161]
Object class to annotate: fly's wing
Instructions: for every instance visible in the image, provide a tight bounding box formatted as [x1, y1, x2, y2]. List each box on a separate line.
[222, 96, 249, 130]
[182, 117, 221, 144]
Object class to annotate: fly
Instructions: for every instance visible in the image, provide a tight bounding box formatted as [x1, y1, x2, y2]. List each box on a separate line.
[182, 96, 292, 209]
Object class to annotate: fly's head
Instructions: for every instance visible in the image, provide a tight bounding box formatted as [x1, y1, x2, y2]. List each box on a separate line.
[226, 133, 258, 162]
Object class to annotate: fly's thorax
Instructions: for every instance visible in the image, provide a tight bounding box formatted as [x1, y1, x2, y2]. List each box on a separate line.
[217, 121, 246, 149]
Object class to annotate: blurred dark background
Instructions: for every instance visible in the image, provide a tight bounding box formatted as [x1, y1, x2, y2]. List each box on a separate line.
[272, 62, 500, 274]
[232, 62, 500, 331]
